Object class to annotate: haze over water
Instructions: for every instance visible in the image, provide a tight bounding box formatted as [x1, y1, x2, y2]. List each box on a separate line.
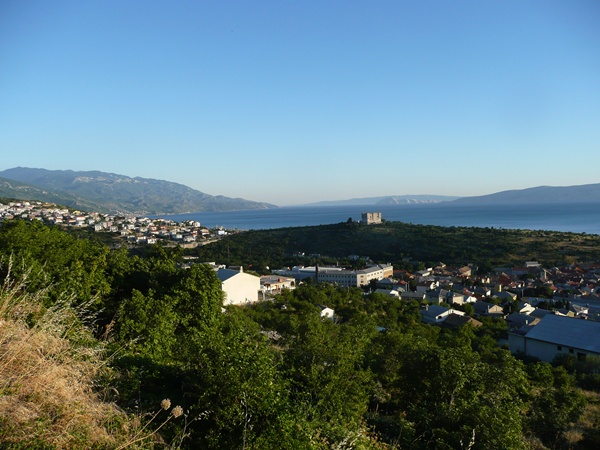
[158, 203, 600, 235]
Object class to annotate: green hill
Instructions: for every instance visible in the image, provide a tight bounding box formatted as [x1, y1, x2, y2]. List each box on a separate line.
[191, 220, 600, 270]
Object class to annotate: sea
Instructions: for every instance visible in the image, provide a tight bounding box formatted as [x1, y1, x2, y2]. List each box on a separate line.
[155, 202, 600, 235]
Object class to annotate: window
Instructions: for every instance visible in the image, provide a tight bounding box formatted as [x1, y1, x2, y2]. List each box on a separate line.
[557, 345, 562, 351]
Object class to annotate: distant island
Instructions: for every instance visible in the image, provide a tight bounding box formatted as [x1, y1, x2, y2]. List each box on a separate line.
[453, 183, 600, 205]
[303, 194, 460, 207]
[305, 183, 600, 207]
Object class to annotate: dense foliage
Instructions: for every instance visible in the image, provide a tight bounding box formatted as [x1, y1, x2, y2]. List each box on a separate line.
[1, 219, 598, 449]
[191, 220, 600, 271]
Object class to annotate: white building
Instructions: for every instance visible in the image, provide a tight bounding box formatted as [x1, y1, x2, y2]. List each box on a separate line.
[273, 264, 393, 288]
[318, 305, 335, 320]
[216, 268, 260, 305]
[420, 305, 464, 325]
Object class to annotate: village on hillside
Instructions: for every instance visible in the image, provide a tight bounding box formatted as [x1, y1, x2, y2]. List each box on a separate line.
[0, 200, 229, 246]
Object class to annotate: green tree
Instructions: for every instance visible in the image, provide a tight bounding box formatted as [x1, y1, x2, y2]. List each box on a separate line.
[370, 333, 528, 449]
[181, 311, 314, 449]
[526, 363, 586, 448]
[283, 313, 375, 444]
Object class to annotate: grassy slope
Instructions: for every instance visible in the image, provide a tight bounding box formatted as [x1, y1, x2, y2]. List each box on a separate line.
[0, 273, 154, 449]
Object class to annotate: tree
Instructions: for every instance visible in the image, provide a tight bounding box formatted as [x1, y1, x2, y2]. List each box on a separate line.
[370, 333, 529, 449]
[526, 363, 586, 448]
[282, 313, 375, 444]
[182, 311, 314, 449]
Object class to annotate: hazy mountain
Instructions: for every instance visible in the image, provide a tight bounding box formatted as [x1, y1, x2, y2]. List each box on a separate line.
[0, 176, 100, 210]
[304, 195, 460, 207]
[0, 167, 276, 215]
[453, 183, 600, 204]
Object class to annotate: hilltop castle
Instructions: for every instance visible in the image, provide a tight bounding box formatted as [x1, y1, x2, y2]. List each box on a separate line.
[361, 212, 382, 224]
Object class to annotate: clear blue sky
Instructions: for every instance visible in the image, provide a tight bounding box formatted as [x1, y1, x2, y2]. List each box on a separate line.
[1, 1, 599, 205]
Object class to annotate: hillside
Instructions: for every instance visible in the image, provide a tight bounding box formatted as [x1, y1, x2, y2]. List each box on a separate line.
[2, 219, 599, 449]
[454, 183, 600, 204]
[191, 220, 600, 270]
[0, 177, 100, 210]
[0, 167, 276, 215]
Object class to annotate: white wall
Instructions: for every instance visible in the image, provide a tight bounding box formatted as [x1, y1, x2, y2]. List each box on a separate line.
[222, 272, 260, 305]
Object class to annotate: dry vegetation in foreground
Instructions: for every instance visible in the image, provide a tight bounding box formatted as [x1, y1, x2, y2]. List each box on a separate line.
[0, 263, 157, 449]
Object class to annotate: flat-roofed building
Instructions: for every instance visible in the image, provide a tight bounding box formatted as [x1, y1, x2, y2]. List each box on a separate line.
[273, 263, 393, 288]
[260, 275, 296, 293]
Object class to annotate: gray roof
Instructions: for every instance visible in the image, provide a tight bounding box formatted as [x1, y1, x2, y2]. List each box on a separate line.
[530, 308, 552, 319]
[506, 312, 539, 327]
[523, 314, 600, 353]
[421, 305, 450, 318]
[216, 268, 240, 282]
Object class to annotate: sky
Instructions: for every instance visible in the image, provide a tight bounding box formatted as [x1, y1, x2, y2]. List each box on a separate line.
[1, 1, 599, 206]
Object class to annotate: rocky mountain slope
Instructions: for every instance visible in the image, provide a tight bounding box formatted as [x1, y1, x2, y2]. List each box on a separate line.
[0, 167, 276, 215]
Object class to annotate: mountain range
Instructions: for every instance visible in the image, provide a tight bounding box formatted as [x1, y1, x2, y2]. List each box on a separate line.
[0, 167, 275, 215]
[1, 167, 598, 215]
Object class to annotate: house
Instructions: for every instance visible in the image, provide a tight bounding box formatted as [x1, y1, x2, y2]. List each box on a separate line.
[457, 266, 472, 278]
[420, 305, 464, 325]
[473, 286, 492, 297]
[416, 281, 438, 293]
[402, 291, 426, 301]
[260, 275, 295, 293]
[318, 305, 335, 320]
[508, 314, 600, 362]
[462, 294, 478, 304]
[516, 302, 536, 315]
[446, 291, 467, 305]
[473, 301, 504, 318]
[216, 268, 260, 305]
[494, 290, 518, 302]
[374, 288, 401, 298]
[425, 288, 449, 305]
[440, 314, 483, 329]
[506, 312, 540, 330]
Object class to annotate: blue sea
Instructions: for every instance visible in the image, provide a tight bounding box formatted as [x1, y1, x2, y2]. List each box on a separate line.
[155, 202, 600, 235]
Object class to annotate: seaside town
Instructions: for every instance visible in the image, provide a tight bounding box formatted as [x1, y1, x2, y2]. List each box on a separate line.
[2, 199, 600, 364]
[4, 2, 600, 447]
[0, 200, 226, 246]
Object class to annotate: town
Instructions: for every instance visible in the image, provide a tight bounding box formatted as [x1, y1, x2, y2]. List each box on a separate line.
[0, 200, 227, 246]
[3, 199, 599, 365]
[3, 198, 600, 449]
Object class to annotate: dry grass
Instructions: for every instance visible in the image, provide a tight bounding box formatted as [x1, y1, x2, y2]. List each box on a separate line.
[0, 261, 150, 449]
[563, 389, 600, 449]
